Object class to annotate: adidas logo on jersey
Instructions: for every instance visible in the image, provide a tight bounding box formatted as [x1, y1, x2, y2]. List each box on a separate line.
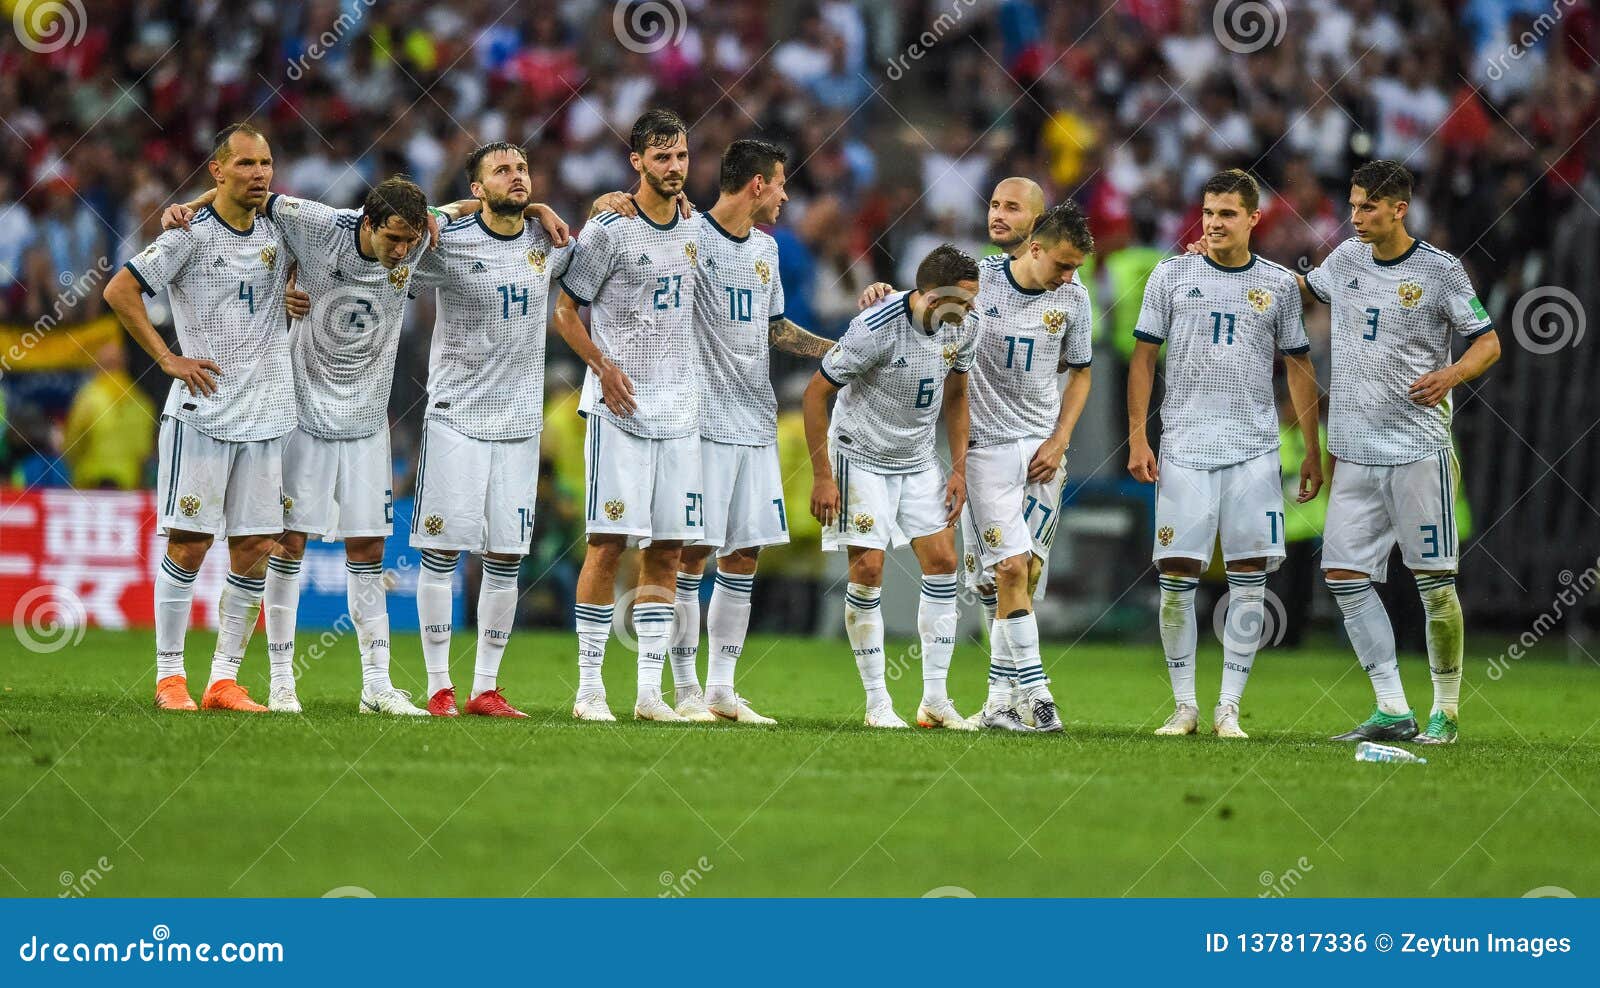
[637, 254, 652, 266]
[703, 255, 717, 270]
[985, 305, 1000, 317]
[1186, 286, 1203, 298]
[1348, 277, 1361, 289]
[890, 356, 908, 367]
[212, 256, 227, 268]
[472, 261, 487, 272]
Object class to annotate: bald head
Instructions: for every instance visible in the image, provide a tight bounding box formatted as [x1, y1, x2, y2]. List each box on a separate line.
[988, 177, 1046, 253]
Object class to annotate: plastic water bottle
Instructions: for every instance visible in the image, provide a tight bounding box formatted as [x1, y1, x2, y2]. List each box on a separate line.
[1355, 741, 1427, 765]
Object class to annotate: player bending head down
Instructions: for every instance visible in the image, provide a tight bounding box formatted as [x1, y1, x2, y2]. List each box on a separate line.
[360, 176, 429, 268]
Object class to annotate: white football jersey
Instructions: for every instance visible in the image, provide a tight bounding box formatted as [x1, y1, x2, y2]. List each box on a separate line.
[124, 205, 295, 443]
[968, 254, 1094, 448]
[1307, 237, 1491, 465]
[411, 213, 571, 442]
[560, 205, 701, 440]
[692, 212, 785, 446]
[820, 291, 978, 474]
[267, 194, 427, 440]
[1134, 252, 1308, 470]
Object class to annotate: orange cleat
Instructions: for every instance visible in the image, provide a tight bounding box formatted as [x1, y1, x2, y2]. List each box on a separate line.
[201, 679, 268, 712]
[463, 688, 528, 718]
[155, 675, 197, 711]
[428, 687, 460, 717]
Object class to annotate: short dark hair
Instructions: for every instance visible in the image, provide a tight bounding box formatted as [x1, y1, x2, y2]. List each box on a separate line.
[1351, 159, 1413, 204]
[914, 243, 979, 292]
[1201, 168, 1260, 212]
[211, 122, 267, 162]
[719, 139, 787, 194]
[1031, 201, 1094, 253]
[464, 142, 527, 185]
[363, 176, 429, 234]
[630, 108, 687, 156]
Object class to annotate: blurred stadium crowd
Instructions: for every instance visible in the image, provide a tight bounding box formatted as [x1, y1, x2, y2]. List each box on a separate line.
[1, 0, 1594, 630]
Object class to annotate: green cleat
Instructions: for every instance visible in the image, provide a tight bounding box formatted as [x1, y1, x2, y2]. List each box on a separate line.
[1330, 706, 1419, 742]
[1413, 710, 1458, 745]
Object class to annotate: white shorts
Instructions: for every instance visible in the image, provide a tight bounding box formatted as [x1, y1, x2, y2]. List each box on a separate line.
[960, 438, 1068, 594]
[699, 439, 790, 556]
[821, 451, 949, 552]
[409, 418, 539, 556]
[156, 416, 284, 538]
[584, 416, 703, 542]
[1321, 449, 1459, 580]
[1153, 448, 1285, 572]
[282, 426, 393, 540]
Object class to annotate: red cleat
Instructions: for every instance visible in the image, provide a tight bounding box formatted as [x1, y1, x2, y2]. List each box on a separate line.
[464, 688, 528, 718]
[428, 687, 459, 717]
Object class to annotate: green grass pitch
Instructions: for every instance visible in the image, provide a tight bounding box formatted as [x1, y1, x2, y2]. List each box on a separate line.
[2, 628, 1596, 898]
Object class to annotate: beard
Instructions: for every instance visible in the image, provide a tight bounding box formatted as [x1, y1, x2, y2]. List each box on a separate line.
[643, 170, 683, 198]
[485, 190, 528, 217]
[991, 227, 1027, 252]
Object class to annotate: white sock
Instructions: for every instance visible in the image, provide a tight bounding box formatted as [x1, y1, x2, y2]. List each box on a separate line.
[845, 583, 888, 707]
[1000, 612, 1050, 702]
[1158, 575, 1199, 707]
[574, 602, 614, 696]
[346, 559, 391, 692]
[209, 570, 265, 686]
[669, 572, 703, 693]
[706, 570, 755, 698]
[265, 555, 301, 690]
[918, 573, 958, 704]
[418, 550, 456, 695]
[1219, 570, 1267, 708]
[634, 601, 674, 697]
[1417, 574, 1463, 719]
[1327, 577, 1409, 715]
[985, 617, 1013, 710]
[979, 587, 1011, 693]
[473, 557, 519, 698]
[155, 556, 197, 680]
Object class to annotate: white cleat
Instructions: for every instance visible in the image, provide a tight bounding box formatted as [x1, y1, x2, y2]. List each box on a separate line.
[572, 692, 617, 722]
[864, 700, 908, 729]
[358, 686, 429, 717]
[673, 687, 718, 723]
[1154, 703, 1200, 736]
[707, 691, 776, 725]
[1012, 686, 1035, 727]
[1213, 703, 1249, 739]
[268, 684, 302, 713]
[917, 698, 978, 731]
[634, 692, 688, 722]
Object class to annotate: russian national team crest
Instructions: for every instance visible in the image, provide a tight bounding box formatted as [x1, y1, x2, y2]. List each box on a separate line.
[423, 514, 445, 536]
[527, 248, 547, 274]
[178, 495, 201, 518]
[604, 500, 626, 521]
[1246, 287, 1272, 312]
[260, 245, 278, 271]
[1398, 281, 1424, 308]
[684, 242, 697, 264]
[942, 343, 958, 368]
[983, 525, 1004, 549]
[853, 512, 875, 534]
[281, 495, 294, 514]
[754, 260, 771, 285]
[964, 552, 976, 573]
[1042, 309, 1066, 335]
[388, 265, 410, 291]
[1157, 525, 1174, 547]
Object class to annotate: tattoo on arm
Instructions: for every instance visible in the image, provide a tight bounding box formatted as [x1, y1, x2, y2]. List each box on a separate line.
[769, 319, 834, 359]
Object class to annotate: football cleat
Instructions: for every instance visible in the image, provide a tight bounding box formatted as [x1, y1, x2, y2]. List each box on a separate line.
[1030, 698, 1064, 733]
[916, 699, 977, 730]
[1330, 707, 1419, 742]
[978, 705, 1033, 732]
[464, 688, 528, 718]
[673, 687, 718, 723]
[708, 692, 776, 725]
[200, 679, 268, 713]
[1412, 710, 1458, 745]
[634, 693, 687, 722]
[864, 700, 908, 729]
[154, 675, 197, 711]
[572, 692, 617, 722]
[359, 687, 429, 717]
[268, 684, 302, 713]
[1154, 704, 1200, 736]
[1212, 702, 1248, 739]
[1012, 686, 1035, 727]
[427, 687, 459, 717]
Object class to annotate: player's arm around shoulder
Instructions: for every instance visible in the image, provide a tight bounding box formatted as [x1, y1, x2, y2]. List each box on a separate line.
[769, 317, 834, 358]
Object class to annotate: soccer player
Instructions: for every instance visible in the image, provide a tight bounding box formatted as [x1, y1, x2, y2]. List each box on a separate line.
[554, 109, 707, 722]
[1303, 161, 1500, 745]
[1127, 169, 1323, 739]
[803, 244, 981, 729]
[103, 122, 293, 713]
[405, 141, 574, 718]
